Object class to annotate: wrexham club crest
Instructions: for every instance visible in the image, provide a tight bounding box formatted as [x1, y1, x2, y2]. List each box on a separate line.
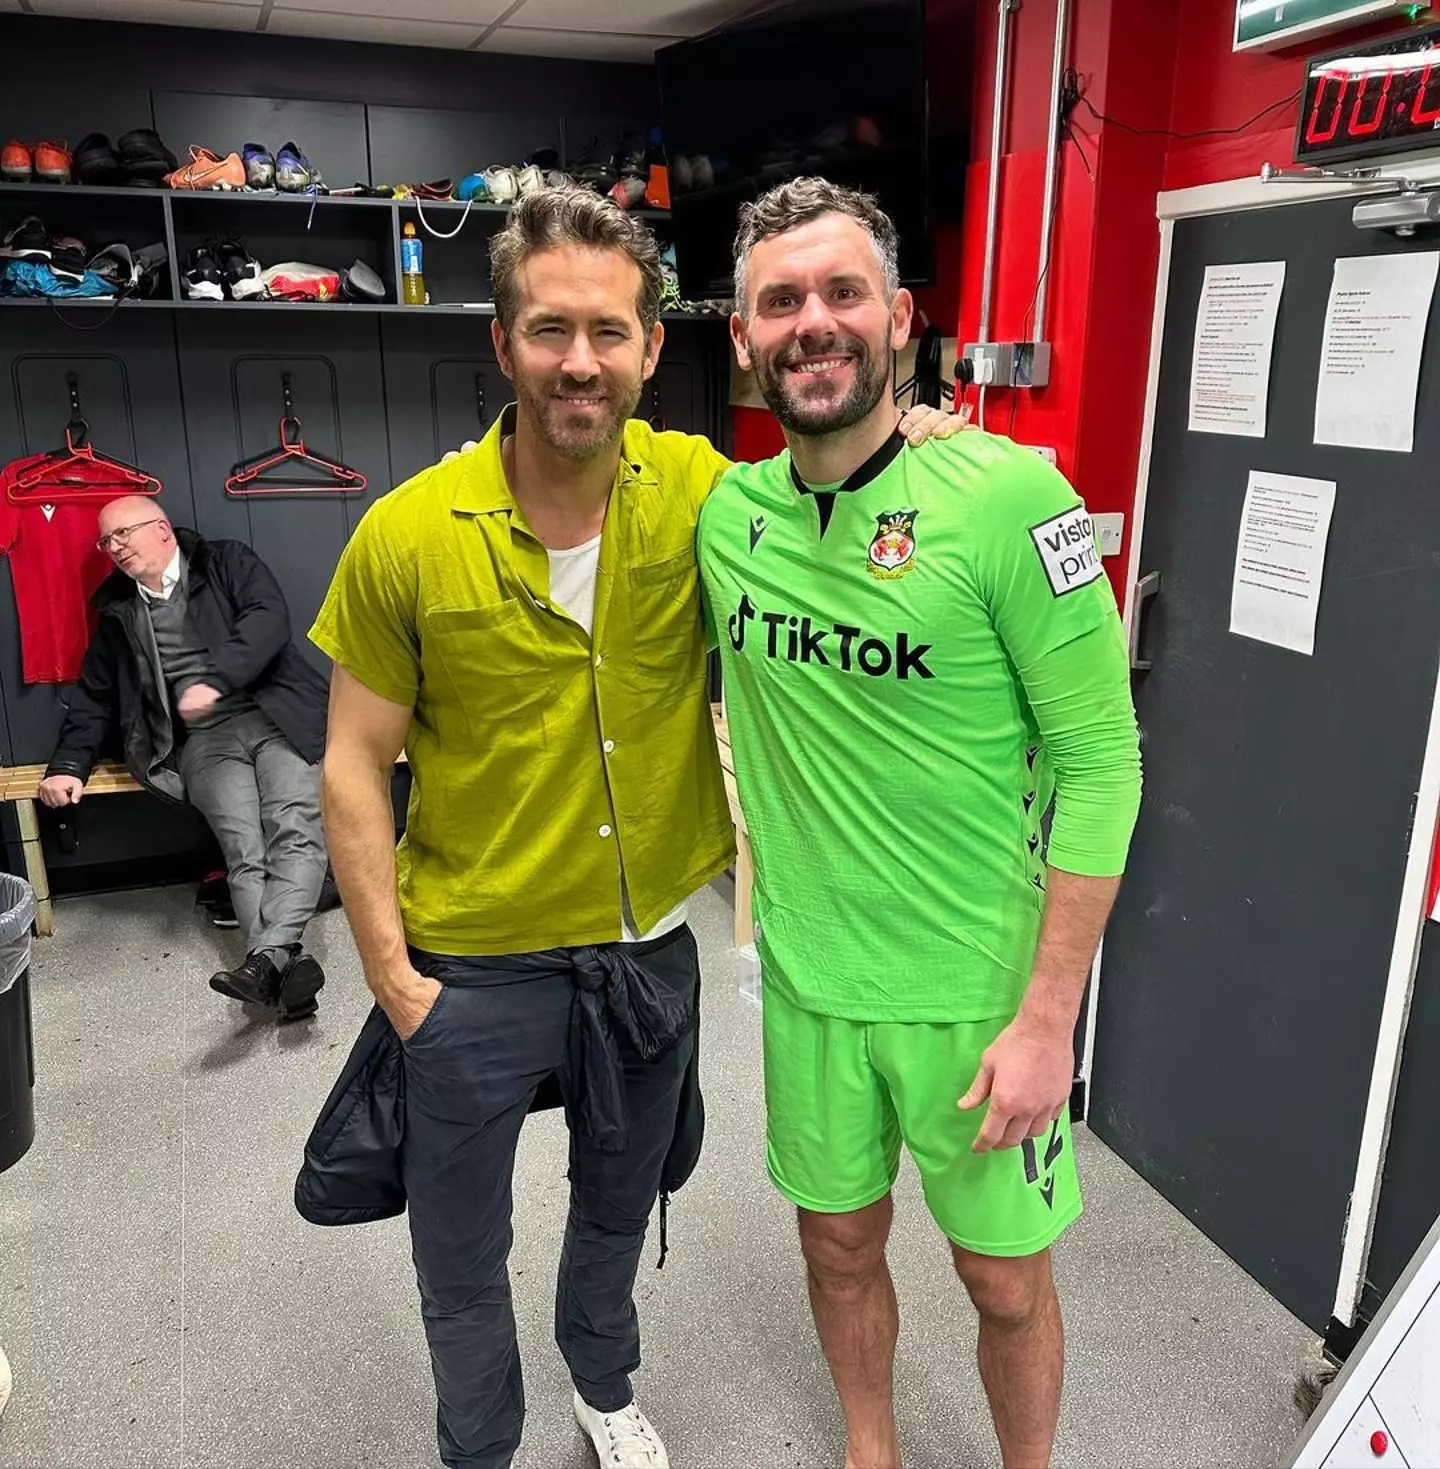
[868, 509, 918, 580]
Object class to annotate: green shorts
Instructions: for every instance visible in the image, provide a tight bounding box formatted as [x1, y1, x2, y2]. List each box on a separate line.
[762, 979, 1083, 1256]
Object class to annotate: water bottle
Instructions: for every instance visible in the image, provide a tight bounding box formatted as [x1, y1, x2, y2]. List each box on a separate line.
[402, 222, 426, 306]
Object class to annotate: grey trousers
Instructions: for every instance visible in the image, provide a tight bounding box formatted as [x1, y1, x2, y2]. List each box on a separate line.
[179, 708, 327, 963]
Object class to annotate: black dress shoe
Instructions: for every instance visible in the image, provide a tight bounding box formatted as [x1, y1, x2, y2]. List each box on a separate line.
[277, 951, 325, 1023]
[210, 951, 282, 1007]
[208, 901, 240, 929]
[315, 871, 343, 913]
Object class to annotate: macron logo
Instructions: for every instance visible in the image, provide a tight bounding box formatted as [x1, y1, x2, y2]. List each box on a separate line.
[749, 515, 767, 552]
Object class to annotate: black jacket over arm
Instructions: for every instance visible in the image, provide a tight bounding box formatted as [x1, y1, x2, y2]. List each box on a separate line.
[46, 529, 329, 794]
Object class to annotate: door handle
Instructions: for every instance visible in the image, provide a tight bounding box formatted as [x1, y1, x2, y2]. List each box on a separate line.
[1130, 571, 1160, 672]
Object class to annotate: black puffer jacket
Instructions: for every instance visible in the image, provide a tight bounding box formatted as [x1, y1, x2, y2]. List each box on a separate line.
[46, 528, 328, 797]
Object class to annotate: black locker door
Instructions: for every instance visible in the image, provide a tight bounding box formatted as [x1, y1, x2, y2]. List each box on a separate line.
[173, 314, 392, 674]
[1092, 198, 1440, 1331]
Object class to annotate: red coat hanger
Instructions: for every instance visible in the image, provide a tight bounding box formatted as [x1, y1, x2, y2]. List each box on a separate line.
[225, 373, 367, 498]
[5, 374, 163, 504]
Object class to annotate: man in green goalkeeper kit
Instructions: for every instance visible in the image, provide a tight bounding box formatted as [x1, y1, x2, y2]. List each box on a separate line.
[698, 178, 1141, 1469]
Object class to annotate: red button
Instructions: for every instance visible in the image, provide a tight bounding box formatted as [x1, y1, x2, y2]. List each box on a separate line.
[1371, 1429, 1389, 1457]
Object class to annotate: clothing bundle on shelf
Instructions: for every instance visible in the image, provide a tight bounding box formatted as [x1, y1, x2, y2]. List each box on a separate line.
[0, 215, 168, 300]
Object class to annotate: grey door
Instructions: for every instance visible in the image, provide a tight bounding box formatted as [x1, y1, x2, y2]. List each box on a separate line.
[1092, 197, 1440, 1331]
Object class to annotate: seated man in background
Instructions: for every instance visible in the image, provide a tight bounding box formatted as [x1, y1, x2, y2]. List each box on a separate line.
[38, 496, 331, 1021]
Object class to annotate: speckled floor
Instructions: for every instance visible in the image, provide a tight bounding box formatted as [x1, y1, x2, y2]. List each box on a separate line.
[0, 880, 1312, 1469]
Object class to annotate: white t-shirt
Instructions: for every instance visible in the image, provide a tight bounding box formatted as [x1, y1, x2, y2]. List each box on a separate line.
[547, 537, 689, 944]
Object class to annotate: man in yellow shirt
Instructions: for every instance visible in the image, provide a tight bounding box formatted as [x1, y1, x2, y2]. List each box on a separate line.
[311, 188, 957, 1469]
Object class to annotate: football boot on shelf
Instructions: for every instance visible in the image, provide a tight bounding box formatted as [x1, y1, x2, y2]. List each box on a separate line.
[167, 146, 246, 190]
[214, 236, 263, 299]
[117, 128, 179, 186]
[482, 165, 519, 203]
[275, 140, 321, 193]
[181, 244, 225, 301]
[242, 141, 275, 190]
[73, 133, 122, 185]
[0, 141, 32, 182]
[33, 140, 72, 183]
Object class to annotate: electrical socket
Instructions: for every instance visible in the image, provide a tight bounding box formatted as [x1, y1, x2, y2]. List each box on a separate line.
[1021, 445, 1058, 465]
[1092, 512, 1125, 558]
[961, 341, 1052, 389]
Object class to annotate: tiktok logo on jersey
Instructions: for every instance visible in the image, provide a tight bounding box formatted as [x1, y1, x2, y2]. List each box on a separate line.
[727, 592, 935, 680]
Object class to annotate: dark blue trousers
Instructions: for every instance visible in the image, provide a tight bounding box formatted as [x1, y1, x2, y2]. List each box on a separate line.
[403, 930, 697, 1469]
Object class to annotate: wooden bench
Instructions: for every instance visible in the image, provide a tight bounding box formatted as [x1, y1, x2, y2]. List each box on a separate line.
[712, 706, 754, 949]
[0, 754, 410, 940]
[0, 760, 142, 938]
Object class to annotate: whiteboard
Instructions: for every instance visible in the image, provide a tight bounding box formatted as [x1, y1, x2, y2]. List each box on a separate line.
[1291, 1211, 1440, 1468]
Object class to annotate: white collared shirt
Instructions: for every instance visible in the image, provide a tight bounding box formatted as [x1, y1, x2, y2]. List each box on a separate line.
[136, 548, 182, 602]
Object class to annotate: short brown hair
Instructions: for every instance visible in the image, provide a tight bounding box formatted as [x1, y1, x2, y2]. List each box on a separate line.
[489, 188, 664, 336]
[732, 176, 900, 314]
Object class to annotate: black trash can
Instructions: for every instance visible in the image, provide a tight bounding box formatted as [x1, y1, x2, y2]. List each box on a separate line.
[0, 871, 37, 1175]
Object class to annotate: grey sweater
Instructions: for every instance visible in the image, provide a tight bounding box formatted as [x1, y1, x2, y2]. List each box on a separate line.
[144, 563, 255, 729]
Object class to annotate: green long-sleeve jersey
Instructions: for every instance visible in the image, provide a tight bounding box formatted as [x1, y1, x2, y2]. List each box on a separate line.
[698, 429, 1142, 1023]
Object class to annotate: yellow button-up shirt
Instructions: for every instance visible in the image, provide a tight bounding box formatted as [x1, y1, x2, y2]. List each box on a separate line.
[310, 407, 735, 955]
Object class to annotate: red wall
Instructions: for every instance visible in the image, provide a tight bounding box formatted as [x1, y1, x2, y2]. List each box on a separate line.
[959, 1, 1434, 600]
[957, 0, 1179, 591]
[732, 1, 1437, 604]
[1162, 6, 1410, 189]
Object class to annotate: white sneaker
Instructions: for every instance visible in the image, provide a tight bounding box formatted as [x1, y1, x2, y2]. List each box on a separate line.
[572, 1390, 670, 1468]
[0, 1345, 12, 1420]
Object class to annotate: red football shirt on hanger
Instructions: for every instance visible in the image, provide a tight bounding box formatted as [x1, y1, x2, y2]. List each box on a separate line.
[0, 456, 118, 684]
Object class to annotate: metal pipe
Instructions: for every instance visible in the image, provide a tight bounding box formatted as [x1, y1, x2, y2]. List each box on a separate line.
[1033, 0, 1070, 341]
[1261, 161, 1389, 186]
[979, 0, 1019, 345]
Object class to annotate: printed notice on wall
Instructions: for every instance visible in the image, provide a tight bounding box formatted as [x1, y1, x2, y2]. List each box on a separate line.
[1188, 262, 1286, 437]
[1229, 471, 1336, 657]
[1314, 252, 1439, 453]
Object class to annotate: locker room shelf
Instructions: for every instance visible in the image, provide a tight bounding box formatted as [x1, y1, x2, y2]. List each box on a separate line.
[0, 180, 670, 220]
[0, 184, 709, 317]
[0, 298, 725, 319]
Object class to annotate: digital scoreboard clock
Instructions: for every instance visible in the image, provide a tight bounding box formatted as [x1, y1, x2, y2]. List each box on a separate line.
[1295, 23, 1440, 165]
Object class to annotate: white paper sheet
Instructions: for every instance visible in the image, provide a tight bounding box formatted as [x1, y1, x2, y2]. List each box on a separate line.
[1188, 262, 1286, 437]
[1314, 253, 1440, 453]
[1229, 471, 1337, 657]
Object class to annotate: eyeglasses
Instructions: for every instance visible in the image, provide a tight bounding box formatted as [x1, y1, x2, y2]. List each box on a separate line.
[96, 519, 164, 553]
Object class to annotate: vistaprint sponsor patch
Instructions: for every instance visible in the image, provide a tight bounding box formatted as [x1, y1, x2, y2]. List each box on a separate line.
[1029, 506, 1103, 597]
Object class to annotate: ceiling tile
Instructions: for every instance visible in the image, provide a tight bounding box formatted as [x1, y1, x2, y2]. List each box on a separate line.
[270, 0, 509, 22]
[30, 0, 261, 27]
[483, 25, 668, 62]
[264, 8, 480, 46]
[506, 0, 762, 37]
